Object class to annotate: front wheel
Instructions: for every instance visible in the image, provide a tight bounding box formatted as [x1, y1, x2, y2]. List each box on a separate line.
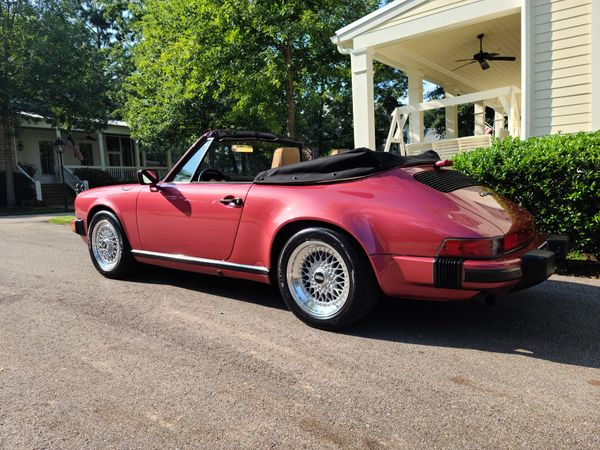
[88, 211, 137, 279]
[277, 228, 379, 330]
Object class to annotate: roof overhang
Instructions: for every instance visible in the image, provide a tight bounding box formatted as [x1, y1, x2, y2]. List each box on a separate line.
[332, 0, 522, 94]
[19, 112, 130, 131]
[331, 0, 429, 49]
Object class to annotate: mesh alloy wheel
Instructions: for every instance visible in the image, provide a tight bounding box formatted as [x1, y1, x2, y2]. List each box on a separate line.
[91, 218, 122, 272]
[277, 227, 379, 330]
[286, 241, 351, 320]
[87, 211, 137, 279]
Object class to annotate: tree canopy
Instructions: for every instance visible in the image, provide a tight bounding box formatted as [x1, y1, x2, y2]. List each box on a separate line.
[1, 0, 408, 204]
[124, 0, 405, 154]
[0, 0, 118, 205]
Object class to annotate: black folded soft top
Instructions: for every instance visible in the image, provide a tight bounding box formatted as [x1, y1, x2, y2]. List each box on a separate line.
[254, 148, 441, 185]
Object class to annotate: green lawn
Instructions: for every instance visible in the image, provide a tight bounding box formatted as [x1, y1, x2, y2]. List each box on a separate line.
[48, 216, 75, 225]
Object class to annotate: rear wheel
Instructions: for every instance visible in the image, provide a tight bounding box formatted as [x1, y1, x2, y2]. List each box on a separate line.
[88, 211, 137, 278]
[277, 228, 378, 330]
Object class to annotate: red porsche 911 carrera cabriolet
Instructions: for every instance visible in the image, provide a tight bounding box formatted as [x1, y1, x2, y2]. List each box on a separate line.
[73, 130, 569, 329]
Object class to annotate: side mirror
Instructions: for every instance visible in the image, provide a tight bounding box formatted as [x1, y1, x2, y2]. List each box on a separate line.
[137, 169, 159, 186]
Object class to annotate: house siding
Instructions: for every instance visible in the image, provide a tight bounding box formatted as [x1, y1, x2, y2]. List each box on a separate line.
[531, 0, 593, 135]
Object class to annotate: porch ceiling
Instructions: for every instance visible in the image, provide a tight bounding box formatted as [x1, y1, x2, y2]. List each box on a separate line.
[374, 12, 521, 94]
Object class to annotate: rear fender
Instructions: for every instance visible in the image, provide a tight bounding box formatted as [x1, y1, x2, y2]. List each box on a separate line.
[228, 184, 386, 270]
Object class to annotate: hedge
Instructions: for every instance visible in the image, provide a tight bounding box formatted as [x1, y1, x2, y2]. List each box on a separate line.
[0, 171, 36, 207]
[73, 168, 121, 188]
[453, 132, 600, 259]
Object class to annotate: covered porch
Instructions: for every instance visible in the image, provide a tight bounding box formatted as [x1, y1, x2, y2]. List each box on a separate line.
[16, 113, 172, 201]
[332, 0, 524, 154]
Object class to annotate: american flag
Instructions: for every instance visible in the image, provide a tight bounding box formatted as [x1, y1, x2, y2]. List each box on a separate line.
[61, 134, 84, 162]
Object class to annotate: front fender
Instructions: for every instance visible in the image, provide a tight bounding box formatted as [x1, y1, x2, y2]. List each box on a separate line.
[74, 185, 142, 248]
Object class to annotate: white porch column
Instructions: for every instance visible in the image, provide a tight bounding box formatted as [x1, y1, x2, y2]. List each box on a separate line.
[521, 0, 532, 138]
[55, 128, 62, 174]
[494, 109, 505, 138]
[350, 48, 376, 149]
[407, 71, 423, 143]
[134, 140, 141, 168]
[97, 131, 106, 169]
[474, 102, 485, 135]
[444, 91, 458, 139]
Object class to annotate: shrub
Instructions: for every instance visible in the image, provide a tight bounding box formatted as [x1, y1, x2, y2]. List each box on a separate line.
[73, 168, 121, 188]
[0, 171, 36, 207]
[453, 132, 600, 259]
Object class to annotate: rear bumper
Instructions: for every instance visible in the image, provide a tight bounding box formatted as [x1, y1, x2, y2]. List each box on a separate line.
[464, 249, 556, 291]
[371, 235, 569, 300]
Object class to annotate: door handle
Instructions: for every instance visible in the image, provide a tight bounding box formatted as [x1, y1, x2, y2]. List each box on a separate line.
[219, 196, 244, 207]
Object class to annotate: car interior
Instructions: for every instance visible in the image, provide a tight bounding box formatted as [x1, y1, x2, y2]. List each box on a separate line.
[180, 140, 304, 183]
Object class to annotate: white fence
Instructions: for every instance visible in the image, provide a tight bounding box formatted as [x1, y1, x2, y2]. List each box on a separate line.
[65, 165, 170, 182]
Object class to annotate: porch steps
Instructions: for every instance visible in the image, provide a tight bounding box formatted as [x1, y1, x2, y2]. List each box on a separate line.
[41, 184, 75, 207]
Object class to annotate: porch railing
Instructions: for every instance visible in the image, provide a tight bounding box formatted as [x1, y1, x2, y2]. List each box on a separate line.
[405, 135, 492, 159]
[65, 165, 170, 183]
[62, 166, 87, 193]
[384, 85, 521, 154]
[16, 163, 43, 202]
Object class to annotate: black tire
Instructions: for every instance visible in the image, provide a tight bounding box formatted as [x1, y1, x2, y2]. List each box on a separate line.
[87, 210, 137, 279]
[277, 227, 379, 330]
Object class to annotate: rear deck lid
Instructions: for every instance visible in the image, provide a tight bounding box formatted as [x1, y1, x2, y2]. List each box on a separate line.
[409, 167, 536, 236]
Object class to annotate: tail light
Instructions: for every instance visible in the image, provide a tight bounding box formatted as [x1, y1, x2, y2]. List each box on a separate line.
[438, 231, 532, 259]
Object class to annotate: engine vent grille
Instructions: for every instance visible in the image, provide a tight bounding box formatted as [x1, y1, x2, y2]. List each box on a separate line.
[433, 258, 464, 289]
[414, 169, 479, 193]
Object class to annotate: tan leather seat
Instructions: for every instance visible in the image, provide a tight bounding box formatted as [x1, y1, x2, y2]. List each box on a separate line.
[330, 148, 351, 156]
[271, 147, 300, 168]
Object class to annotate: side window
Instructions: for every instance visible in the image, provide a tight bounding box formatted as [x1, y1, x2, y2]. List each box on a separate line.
[197, 141, 279, 182]
[39, 141, 55, 174]
[172, 141, 210, 183]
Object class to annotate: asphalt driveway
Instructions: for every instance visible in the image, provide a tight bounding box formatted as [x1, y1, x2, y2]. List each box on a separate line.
[0, 217, 599, 449]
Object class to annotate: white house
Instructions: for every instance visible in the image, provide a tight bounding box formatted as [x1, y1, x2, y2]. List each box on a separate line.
[331, 0, 599, 155]
[14, 113, 171, 204]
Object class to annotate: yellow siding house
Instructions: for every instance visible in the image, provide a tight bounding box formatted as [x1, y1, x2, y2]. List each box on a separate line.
[331, 0, 599, 154]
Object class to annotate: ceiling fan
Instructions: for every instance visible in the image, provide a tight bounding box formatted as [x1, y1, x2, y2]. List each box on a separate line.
[452, 34, 516, 71]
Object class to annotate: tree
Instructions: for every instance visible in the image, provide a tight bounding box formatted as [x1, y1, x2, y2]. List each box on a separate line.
[0, 0, 31, 206]
[77, 0, 138, 118]
[124, 0, 403, 155]
[0, 0, 111, 206]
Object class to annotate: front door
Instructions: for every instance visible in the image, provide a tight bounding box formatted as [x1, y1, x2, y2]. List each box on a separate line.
[137, 136, 288, 261]
[39, 140, 58, 183]
[137, 138, 258, 261]
[136, 181, 250, 260]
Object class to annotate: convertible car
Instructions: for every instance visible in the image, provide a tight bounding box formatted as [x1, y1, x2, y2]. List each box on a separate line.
[73, 130, 569, 329]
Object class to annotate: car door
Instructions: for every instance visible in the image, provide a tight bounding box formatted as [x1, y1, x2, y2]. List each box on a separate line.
[136, 139, 251, 261]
